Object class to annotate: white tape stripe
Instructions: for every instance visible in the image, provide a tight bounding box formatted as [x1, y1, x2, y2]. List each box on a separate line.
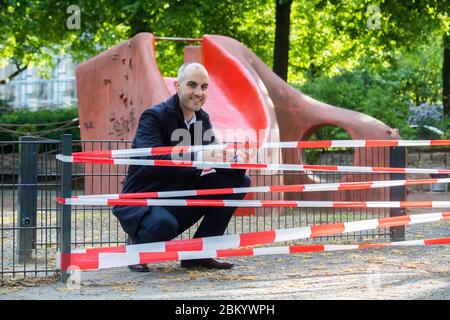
[297, 201, 334, 207]
[223, 200, 262, 207]
[112, 148, 152, 157]
[126, 242, 166, 253]
[71, 249, 87, 254]
[371, 181, 402, 188]
[366, 201, 401, 208]
[404, 168, 441, 174]
[253, 247, 290, 255]
[397, 140, 430, 147]
[275, 227, 312, 242]
[203, 235, 240, 250]
[79, 194, 119, 199]
[56, 154, 72, 162]
[344, 219, 380, 233]
[67, 198, 108, 206]
[146, 199, 188, 206]
[332, 140, 366, 148]
[179, 251, 217, 260]
[233, 186, 270, 193]
[432, 201, 450, 208]
[324, 245, 359, 251]
[391, 240, 425, 246]
[338, 165, 374, 173]
[409, 213, 443, 225]
[158, 190, 198, 197]
[303, 183, 340, 192]
[98, 252, 140, 269]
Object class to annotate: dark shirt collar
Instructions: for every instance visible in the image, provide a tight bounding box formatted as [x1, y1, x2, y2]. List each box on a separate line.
[165, 94, 204, 122]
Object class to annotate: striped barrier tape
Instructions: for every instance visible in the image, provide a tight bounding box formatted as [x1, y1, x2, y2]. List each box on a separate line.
[56, 197, 450, 208]
[56, 155, 450, 175]
[71, 139, 450, 158]
[69, 177, 450, 200]
[71, 212, 450, 254]
[58, 211, 450, 270]
[59, 236, 450, 270]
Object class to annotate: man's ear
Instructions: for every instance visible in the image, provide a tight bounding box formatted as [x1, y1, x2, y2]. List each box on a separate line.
[174, 80, 180, 91]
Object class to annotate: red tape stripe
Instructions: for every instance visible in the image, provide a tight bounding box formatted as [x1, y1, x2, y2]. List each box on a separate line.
[165, 238, 203, 252]
[400, 201, 433, 208]
[365, 140, 398, 147]
[120, 192, 159, 199]
[298, 141, 332, 148]
[303, 165, 338, 171]
[196, 188, 234, 196]
[140, 251, 179, 263]
[61, 253, 99, 271]
[310, 223, 345, 238]
[240, 231, 276, 247]
[333, 201, 367, 208]
[377, 216, 411, 228]
[289, 244, 325, 253]
[107, 199, 148, 206]
[430, 140, 450, 146]
[186, 199, 225, 206]
[424, 238, 450, 245]
[217, 248, 254, 258]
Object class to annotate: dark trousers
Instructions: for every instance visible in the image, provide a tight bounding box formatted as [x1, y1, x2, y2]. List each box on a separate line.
[133, 172, 251, 244]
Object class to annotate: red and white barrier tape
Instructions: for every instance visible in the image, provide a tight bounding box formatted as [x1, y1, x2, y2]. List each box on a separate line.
[70, 178, 450, 200]
[58, 211, 450, 270]
[71, 139, 450, 158]
[56, 197, 450, 208]
[56, 155, 450, 175]
[60, 236, 450, 270]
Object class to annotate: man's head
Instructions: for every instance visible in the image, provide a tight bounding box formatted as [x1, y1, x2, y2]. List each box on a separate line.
[174, 63, 209, 118]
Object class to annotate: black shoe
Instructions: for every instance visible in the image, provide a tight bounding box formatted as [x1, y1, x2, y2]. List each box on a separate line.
[128, 263, 150, 272]
[126, 235, 150, 272]
[180, 258, 234, 270]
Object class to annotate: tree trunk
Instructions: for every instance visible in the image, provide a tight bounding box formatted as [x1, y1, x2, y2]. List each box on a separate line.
[273, 0, 292, 81]
[443, 33, 450, 118]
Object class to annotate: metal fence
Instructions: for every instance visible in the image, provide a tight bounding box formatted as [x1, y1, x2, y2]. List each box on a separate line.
[0, 137, 62, 279]
[1, 135, 408, 279]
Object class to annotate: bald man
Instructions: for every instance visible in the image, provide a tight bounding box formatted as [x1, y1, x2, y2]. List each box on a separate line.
[113, 63, 251, 272]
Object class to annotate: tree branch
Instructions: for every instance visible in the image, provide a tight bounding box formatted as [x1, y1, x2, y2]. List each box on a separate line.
[0, 62, 28, 84]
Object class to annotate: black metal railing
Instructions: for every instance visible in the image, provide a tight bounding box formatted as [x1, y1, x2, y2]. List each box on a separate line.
[0, 137, 61, 279]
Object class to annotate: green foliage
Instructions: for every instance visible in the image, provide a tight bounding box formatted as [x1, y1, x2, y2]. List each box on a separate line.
[0, 107, 80, 141]
[1, 0, 448, 139]
[0, 0, 276, 78]
[296, 36, 445, 140]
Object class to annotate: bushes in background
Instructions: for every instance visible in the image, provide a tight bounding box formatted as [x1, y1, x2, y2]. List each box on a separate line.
[0, 106, 80, 141]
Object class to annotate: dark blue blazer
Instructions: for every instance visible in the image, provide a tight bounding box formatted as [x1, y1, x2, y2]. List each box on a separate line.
[112, 94, 244, 238]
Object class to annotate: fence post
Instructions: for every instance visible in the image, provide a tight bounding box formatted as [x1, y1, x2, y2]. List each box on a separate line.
[60, 134, 72, 282]
[17, 136, 38, 263]
[389, 146, 406, 241]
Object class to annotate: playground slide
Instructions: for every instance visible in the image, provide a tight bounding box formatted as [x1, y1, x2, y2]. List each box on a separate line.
[76, 33, 400, 206]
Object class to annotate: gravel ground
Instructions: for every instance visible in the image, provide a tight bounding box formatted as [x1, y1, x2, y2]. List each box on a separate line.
[0, 191, 449, 300]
